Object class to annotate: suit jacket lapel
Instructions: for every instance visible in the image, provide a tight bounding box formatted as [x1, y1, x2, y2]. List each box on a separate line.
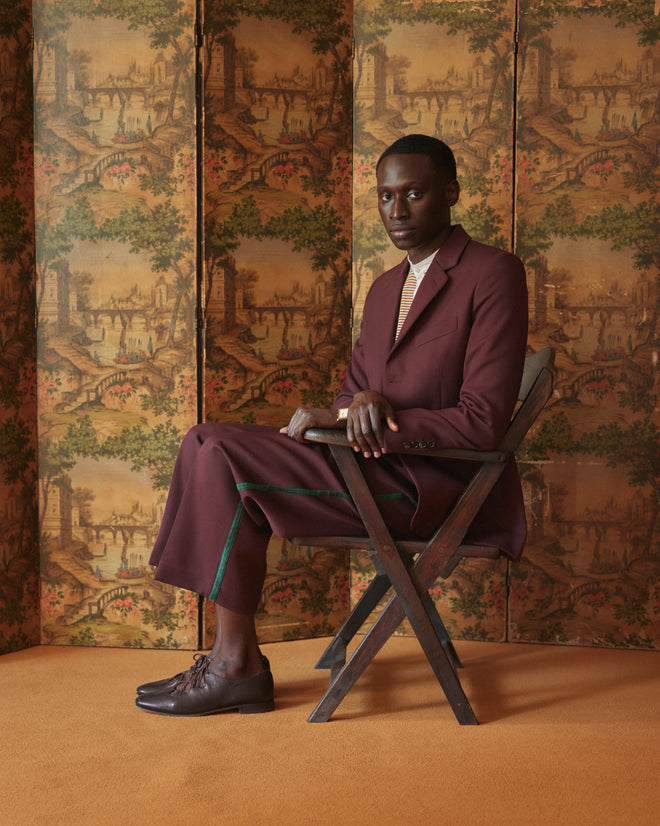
[379, 259, 409, 355]
[388, 226, 470, 354]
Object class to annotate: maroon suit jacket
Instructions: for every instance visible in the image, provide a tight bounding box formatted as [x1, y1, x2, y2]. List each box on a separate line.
[334, 225, 529, 560]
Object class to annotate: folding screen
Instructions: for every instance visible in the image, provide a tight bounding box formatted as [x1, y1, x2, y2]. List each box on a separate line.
[200, 0, 353, 645]
[32, 0, 199, 649]
[26, 0, 354, 651]
[2, 0, 660, 655]
[350, 0, 518, 642]
[511, 1, 660, 649]
[0, 1, 39, 654]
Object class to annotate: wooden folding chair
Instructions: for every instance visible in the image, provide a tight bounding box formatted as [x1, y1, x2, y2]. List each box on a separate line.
[290, 347, 554, 724]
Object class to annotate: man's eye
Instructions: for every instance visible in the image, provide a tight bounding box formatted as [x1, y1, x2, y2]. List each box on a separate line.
[379, 193, 392, 202]
[408, 190, 422, 200]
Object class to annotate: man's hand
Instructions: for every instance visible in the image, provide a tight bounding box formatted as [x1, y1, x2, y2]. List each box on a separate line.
[280, 393, 398, 457]
[345, 390, 398, 458]
[280, 407, 338, 443]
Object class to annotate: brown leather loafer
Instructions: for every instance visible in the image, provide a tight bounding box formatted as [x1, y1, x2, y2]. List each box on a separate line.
[137, 653, 270, 696]
[135, 660, 274, 716]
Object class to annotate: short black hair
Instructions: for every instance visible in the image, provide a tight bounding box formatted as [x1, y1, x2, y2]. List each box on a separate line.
[377, 134, 457, 181]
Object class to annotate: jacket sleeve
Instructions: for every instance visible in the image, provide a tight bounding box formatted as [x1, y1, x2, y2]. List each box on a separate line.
[333, 337, 368, 413]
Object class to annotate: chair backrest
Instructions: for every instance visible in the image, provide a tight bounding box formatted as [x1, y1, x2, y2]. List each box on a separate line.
[518, 347, 555, 401]
[426, 347, 555, 575]
[498, 347, 554, 458]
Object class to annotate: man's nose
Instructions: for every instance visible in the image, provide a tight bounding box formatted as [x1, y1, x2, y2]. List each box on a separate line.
[389, 195, 409, 220]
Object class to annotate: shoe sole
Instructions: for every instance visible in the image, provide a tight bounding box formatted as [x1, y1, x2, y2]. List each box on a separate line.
[135, 698, 275, 716]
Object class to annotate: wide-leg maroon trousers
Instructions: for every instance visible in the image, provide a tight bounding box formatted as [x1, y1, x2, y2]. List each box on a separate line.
[149, 423, 422, 614]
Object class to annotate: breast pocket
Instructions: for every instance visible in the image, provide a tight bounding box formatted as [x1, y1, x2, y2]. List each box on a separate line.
[413, 316, 458, 347]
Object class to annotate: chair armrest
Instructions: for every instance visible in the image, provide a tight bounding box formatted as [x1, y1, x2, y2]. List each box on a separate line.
[302, 427, 352, 447]
[302, 428, 509, 463]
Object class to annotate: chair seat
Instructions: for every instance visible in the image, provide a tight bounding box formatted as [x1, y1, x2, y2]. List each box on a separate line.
[291, 535, 500, 559]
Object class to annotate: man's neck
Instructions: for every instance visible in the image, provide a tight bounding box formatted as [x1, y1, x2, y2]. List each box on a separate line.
[407, 225, 454, 264]
[407, 248, 439, 274]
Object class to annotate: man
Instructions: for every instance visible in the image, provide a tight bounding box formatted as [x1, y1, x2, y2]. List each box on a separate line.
[135, 134, 528, 716]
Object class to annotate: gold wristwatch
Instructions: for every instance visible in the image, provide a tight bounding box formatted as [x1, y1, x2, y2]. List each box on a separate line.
[336, 408, 349, 421]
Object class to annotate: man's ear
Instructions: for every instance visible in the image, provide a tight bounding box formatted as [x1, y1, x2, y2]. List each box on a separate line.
[446, 179, 460, 207]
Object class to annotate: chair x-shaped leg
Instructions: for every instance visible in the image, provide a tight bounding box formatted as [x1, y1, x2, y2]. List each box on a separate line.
[304, 353, 554, 723]
[306, 442, 508, 724]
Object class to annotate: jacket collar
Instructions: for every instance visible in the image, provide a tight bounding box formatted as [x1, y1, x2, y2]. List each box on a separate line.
[389, 225, 470, 352]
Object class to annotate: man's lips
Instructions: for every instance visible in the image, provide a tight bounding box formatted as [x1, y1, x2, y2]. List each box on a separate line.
[388, 227, 414, 239]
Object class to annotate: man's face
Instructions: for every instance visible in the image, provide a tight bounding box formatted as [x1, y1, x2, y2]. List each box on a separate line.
[376, 153, 459, 263]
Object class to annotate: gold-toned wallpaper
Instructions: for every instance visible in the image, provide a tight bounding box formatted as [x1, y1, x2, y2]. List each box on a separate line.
[34, 0, 198, 648]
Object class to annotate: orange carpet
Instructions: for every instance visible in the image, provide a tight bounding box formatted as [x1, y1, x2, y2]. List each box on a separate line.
[1, 638, 659, 825]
